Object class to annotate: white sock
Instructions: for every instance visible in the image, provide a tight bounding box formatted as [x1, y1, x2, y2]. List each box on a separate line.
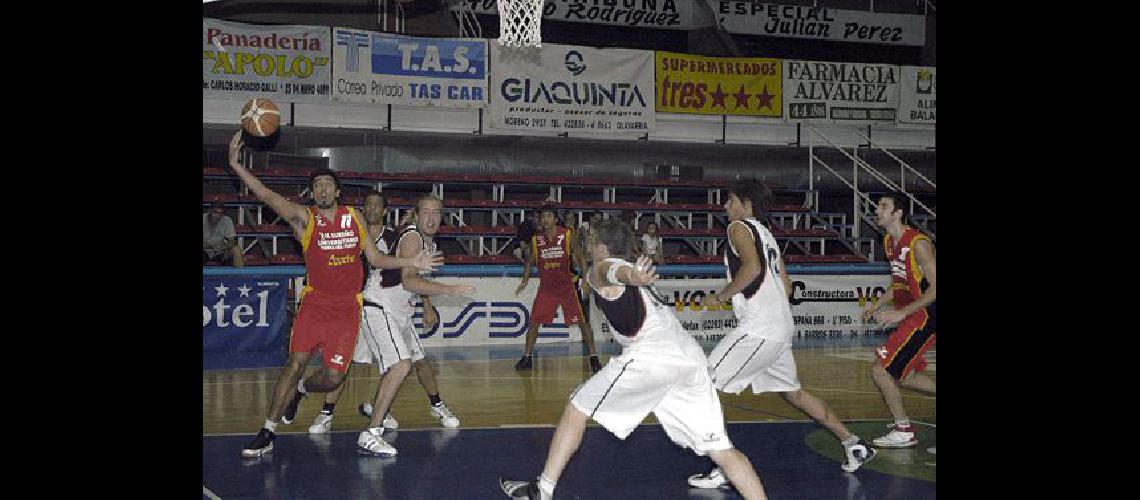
[895, 419, 911, 429]
[367, 426, 383, 435]
[263, 419, 278, 433]
[296, 378, 308, 394]
[537, 475, 556, 500]
[842, 435, 860, 447]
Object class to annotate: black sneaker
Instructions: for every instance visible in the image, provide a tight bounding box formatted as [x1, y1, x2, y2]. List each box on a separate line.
[281, 390, 305, 424]
[589, 355, 603, 373]
[242, 428, 276, 458]
[841, 438, 878, 472]
[514, 355, 533, 371]
[499, 478, 541, 499]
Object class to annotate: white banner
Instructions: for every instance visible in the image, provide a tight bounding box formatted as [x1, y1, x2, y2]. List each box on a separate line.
[589, 275, 891, 343]
[490, 43, 655, 133]
[412, 277, 585, 347]
[202, 18, 332, 103]
[333, 29, 488, 108]
[714, 2, 926, 46]
[897, 66, 935, 125]
[463, 0, 694, 29]
[783, 60, 900, 123]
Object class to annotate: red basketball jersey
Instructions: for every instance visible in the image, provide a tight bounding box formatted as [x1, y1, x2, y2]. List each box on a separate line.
[532, 226, 574, 290]
[300, 205, 367, 296]
[883, 226, 930, 308]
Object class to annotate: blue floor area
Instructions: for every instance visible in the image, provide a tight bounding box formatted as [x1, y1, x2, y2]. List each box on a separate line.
[203, 422, 934, 499]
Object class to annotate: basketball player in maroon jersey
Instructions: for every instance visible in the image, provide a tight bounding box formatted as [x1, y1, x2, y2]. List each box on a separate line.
[862, 192, 937, 449]
[224, 131, 442, 457]
[515, 206, 601, 373]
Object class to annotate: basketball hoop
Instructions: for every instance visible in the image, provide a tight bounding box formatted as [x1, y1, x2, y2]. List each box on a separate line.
[497, 0, 543, 48]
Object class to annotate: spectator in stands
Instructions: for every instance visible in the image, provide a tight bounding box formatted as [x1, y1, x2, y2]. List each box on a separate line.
[512, 211, 539, 264]
[203, 201, 243, 267]
[639, 221, 665, 266]
[860, 192, 937, 450]
[687, 180, 876, 490]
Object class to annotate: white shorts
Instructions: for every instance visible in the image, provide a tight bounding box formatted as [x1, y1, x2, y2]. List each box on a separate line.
[569, 355, 733, 456]
[708, 327, 801, 395]
[353, 302, 424, 374]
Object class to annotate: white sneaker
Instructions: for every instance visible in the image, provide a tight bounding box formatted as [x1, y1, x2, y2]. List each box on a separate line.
[357, 428, 398, 456]
[430, 402, 461, 428]
[872, 424, 918, 448]
[359, 403, 400, 430]
[308, 413, 333, 434]
[687, 467, 730, 489]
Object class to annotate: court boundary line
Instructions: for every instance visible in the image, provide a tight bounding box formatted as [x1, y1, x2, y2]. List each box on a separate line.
[203, 485, 222, 500]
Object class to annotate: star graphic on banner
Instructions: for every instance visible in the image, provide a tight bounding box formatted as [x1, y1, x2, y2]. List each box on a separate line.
[755, 84, 775, 111]
[238, 284, 252, 297]
[731, 84, 751, 110]
[710, 83, 727, 109]
[214, 283, 229, 297]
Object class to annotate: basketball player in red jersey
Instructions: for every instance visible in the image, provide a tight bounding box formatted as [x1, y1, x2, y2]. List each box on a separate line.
[515, 206, 601, 373]
[224, 131, 442, 458]
[862, 192, 937, 449]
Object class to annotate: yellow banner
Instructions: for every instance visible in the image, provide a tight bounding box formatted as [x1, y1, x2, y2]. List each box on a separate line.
[655, 52, 782, 117]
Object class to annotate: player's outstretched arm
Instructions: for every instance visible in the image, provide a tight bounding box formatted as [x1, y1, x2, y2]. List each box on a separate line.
[396, 233, 475, 297]
[226, 130, 309, 233]
[361, 229, 442, 272]
[591, 256, 659, 288]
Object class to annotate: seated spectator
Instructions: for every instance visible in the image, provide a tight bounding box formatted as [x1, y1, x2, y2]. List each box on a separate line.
[203, 201, 244, 267]
[639, 221, 665, 266]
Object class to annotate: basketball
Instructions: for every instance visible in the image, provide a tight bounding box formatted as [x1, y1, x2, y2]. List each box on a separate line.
[240, 98, 281, 137]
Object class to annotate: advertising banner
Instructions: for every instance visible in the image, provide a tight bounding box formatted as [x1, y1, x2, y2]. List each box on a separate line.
[656, 51, 782, 117]
[203, 18, 332, 103]
[714, 1, 926, 46]
[203, 276, 290, 369]
[490, 43, 655, 133]
[333, 29, 488, 107]
[897, 66, 936, 125]
[783, 60, 900, 123]
[463, 0, 694, 29]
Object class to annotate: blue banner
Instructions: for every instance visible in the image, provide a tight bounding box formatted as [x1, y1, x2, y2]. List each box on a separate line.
[203, 276, 289, 370]
[332, 28, 488, 107]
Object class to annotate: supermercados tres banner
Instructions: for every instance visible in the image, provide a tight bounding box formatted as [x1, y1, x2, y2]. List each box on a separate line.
[714, 2, 926, 46]
[589, 275, 892, 343]
[897, 66, 935, 125]
[462, 0, 694, 29]
[203, 276, 289, 369]
[333, 30, 487, 108]
[490, 43, 655, 133]
[203, 18, 332, 103]
[656, 51, 781, 117]
[783, 60, 900, 123]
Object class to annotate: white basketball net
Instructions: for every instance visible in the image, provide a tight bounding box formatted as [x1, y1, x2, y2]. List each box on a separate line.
[497, 0, 543, 47]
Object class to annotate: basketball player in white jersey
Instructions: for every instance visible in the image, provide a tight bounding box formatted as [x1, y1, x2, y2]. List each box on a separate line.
[500, 219, 767, 500]
[307, 192, 464, 434]
[687, 180, 876, 490]
[352, 195, 476, 456]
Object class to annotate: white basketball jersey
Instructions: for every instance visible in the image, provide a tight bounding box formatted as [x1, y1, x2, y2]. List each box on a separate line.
[724, 218, 793, 338]
[588, 258, 706, 363]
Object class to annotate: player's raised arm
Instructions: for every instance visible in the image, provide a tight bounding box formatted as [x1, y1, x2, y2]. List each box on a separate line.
[226, 130, 310, 236]
[397, 233, 475, 297]
[590, 256, 659, 288]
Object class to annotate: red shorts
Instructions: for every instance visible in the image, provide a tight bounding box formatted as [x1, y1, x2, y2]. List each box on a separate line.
[876, 303, 936, 381]
[530, 286, 584, 325]
[289, 287, 362, 373]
